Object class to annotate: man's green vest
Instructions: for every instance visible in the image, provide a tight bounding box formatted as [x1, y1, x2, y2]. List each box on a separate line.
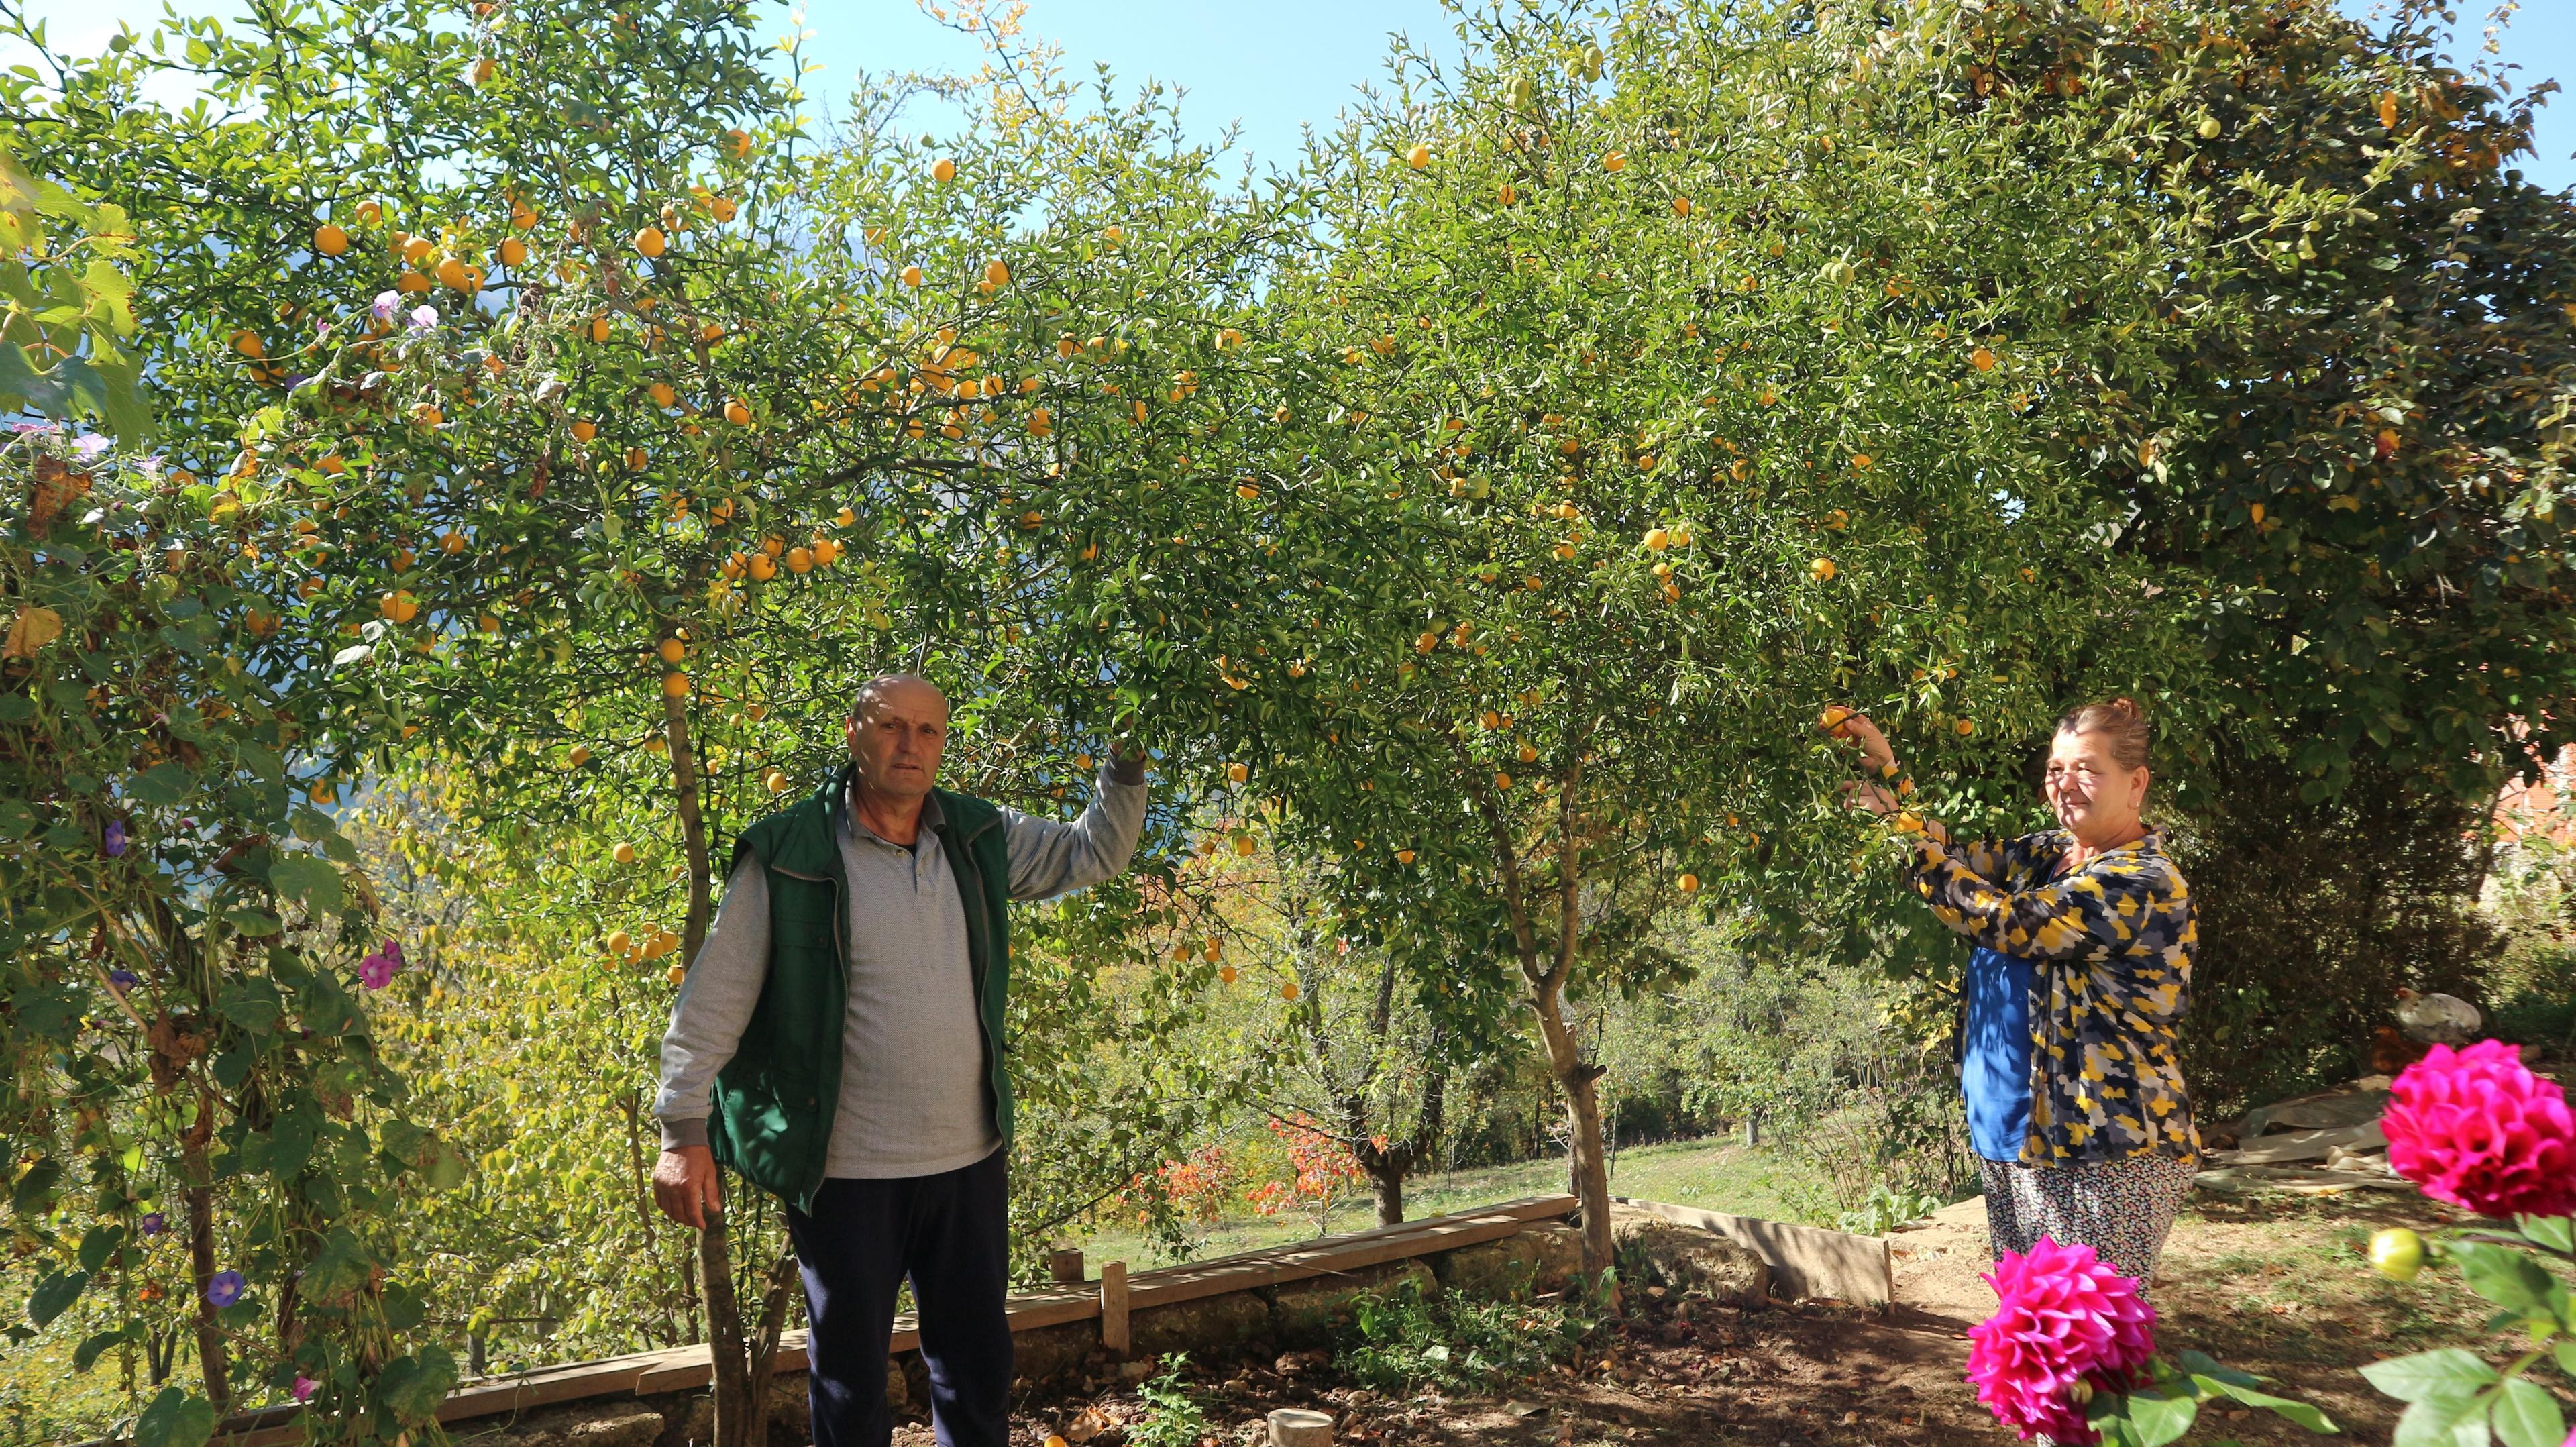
[704, 762, 1015, 1213]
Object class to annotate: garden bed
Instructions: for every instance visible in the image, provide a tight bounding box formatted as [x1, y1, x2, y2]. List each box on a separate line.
[989, 1184, 2512, 1447]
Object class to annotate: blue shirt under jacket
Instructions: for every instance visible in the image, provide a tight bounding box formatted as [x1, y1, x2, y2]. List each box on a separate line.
[1963, 945, 2036, 1163]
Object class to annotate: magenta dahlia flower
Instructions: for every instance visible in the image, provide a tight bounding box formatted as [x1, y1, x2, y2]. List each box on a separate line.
[2383, 1040, 2576, 1220]
[1967, 1238, 2158, 1443]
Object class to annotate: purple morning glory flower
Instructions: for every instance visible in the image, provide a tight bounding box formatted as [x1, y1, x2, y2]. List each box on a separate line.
[103, 819, 129, 857]
[314, 317, 333, 335]
[407, 305, 438, 331]
[11, 421, 58, 435]
[109, 969, 140, 989]
[205, 1270, 246, 1307]
[140, 1211, 167, 1236]
[372, 291, 400, 322]
[72, 434, 111, 460]
[292, 1376, 318, 1403]
[358, 953, 394, 990]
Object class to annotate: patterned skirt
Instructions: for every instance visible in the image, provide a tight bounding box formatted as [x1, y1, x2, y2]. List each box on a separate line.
[1978, 1153, 2196, 1293]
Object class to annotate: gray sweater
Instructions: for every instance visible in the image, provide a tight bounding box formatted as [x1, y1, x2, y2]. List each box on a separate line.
[654, 766, 1147, 1178]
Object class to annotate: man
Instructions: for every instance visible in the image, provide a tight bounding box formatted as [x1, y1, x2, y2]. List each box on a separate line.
[652, 674, 1147, 1447]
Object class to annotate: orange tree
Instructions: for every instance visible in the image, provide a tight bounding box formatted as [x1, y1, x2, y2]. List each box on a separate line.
[1215, 0, 2215, 1284]
[1, 158, 469, 1446]
[6, 0, 1345, 1427]
[1935, 0, 2576, 1110]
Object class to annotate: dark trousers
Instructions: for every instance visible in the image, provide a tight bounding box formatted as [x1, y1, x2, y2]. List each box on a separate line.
[784, 1149, 1014, 1447]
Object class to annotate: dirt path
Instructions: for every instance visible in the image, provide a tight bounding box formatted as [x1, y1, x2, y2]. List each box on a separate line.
[981, 1189, 2483, 1447]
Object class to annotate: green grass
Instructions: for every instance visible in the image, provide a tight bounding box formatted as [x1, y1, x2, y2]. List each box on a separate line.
[1063, 1135, 1823, 1269]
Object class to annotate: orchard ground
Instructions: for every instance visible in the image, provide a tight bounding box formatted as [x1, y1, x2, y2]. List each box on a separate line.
[1006, 1185, 2498, 1447]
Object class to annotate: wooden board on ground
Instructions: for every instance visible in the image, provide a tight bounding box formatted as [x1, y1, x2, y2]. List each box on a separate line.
[1612, 1197, 1894, 1307]
[2204, 1121, 2386, 1167]
[2194, 1163, 2418, 1197]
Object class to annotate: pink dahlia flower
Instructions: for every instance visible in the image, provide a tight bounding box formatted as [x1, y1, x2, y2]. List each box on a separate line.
[2383, 1040, 2576, 1220]
[1967, 1238, 2158, 1443]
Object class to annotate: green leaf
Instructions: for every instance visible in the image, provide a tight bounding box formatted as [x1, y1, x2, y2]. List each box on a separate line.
[2520, 1218, 2573, 1254]
[2493, 1380, 2564, 1447]
[423, 1141, 470, 1191]
[2453, 1243, 2556, 1314]
[266, 853, 345, 914]
[76, 1224, 125, 1273]
[374, 1346, 458, 1423]
[124, 761, 195, 808]
[26, 1269, 86, 1327]
[2123, 1387, 2202, 1447]
[2180, 1351, 2268, 1388]
[2553, 1339, 2576, 1378]
[2211, 1379, 2340, 1434]
[9, 1157, 60, 1214]
[133, 1387, 218, 1447]
[2365, 1350, 2502, 1405]
[72, 1326, 128, 1373]
[2394, 1392, 2491, 1447]
[2090, 1393, 2147, 1447]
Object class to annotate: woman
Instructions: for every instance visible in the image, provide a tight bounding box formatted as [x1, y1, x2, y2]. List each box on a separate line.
[1833, 698, 2198, 1289]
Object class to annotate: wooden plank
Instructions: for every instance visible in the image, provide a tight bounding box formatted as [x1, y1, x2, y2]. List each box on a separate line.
[1142, 1195, 1575, 1281]
[1613, 1197, 1893, 1307]
[1099, 1261, 1131, 1354]
[1003, 1290, 1104, 1332]
[2206, 1121, 2385, 1167]
[1127, 1209, 1544, 1309]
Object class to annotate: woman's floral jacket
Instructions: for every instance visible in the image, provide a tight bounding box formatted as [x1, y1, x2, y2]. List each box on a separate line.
[1910, 827, 2200, 1168]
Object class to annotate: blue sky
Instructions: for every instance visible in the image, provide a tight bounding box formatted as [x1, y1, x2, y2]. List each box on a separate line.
[11, 0, 2576, 189]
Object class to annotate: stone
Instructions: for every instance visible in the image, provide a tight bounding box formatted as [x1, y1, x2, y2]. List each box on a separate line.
[1269, 1406, 1335, 1446]
[501, 1406, 667, 1447]
[1434, 1224, 1582, 1300]
[1608, 1206, 1770, 1306]
[1010, 1320, 1099, 1389]
[661, 1395, 713, 1447]
[1269, 1259, 1436, 1346]
[1128, 1287, 1272, 1361]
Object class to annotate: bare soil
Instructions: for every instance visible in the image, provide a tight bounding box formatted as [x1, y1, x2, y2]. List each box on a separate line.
[968, 1185, 2512, 1447]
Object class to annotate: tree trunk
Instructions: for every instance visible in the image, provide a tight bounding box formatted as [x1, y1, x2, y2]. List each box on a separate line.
[1530, 978, 1615, 1299]
[745, 1248, 801, 1447]
[1368, 1165, 1405, 1226]
[699, 1213, 751, 1447]
[663, 692, 764, 1447]
[183, 1173, 228, 1413]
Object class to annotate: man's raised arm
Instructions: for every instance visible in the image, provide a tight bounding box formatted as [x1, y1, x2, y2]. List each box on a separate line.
[1000, 749, 1148, 900]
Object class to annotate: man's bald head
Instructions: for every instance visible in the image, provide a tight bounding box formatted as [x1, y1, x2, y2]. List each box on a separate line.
[853, 673, 949, 723]
[845, 674, 950, 804]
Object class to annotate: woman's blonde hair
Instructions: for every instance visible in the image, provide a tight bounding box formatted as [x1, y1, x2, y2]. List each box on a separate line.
[2057, 696, 2151, 771]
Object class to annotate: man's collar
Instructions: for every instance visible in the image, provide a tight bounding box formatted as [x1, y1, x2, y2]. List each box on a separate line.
[840, 773, 942, 844]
